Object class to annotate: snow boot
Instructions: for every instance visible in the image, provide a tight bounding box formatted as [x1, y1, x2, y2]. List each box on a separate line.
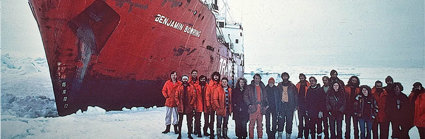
[269, 131, 276, 139]
[286, 133, 291, 139]
[210, 127, 215, 139]
[203, 127, 210, 136]
[162, 125, 170, 134]
[317, 132, 323, 139]
[177, 133, 182, 139]
[217, 127, 222, 139]
[197, 131, 202, 137]
[223, 128, 229, 139]
[174, 125, 179, 134]
[297, 132, 303, 138]
[277, 131, 283, 139]
[188, 134, 193, 139]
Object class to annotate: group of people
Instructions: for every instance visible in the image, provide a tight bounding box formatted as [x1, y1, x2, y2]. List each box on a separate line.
[161, 69, 425, 139]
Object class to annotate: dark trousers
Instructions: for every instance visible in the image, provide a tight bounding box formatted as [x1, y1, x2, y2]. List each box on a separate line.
[217, 114, 229, 129]
[235, 118, 248, 138]
[203, 111, 215, 135]
[322, 115, 330, 139]
[391, 121, 410, 139]
[418, 127, 425, 139]
[298, 109, 309, 138]
[372, 121, 389, 139]
[277, 110, 294, 134]
[345, 113, 359, 139]
[308, 116, 323, 139]
[329, 114, 343, 139]
[194, 112, 202, 134]
[178, 113, 193, 135]
[265, 110, 278, 138]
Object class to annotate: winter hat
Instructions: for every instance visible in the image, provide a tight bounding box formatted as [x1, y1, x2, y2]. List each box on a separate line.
[268, 77, 275, 84]
[182, 75, 189, 80]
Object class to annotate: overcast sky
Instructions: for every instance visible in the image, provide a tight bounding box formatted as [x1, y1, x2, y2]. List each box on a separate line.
[2, 0, 424, 68]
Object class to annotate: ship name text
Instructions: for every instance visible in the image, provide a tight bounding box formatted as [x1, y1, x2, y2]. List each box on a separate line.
[155, 14, 201, 37]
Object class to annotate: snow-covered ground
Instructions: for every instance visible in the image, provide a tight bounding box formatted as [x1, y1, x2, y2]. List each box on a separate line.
[1, 55, 423, 138]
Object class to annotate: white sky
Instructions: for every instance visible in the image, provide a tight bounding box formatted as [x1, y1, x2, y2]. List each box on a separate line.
[1, 0, 424, 68]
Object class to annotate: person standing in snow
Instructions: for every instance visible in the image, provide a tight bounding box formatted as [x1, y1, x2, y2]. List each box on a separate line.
[244, 73, 268, 139]
[214, 77, 232, 139]
[321, 76, 331, 139]
[206, 71, 221, 139]
[189, 70, 203, 137]
[387, 82, 411, 139]
[197, 75, 211, 137]
[383, 76, 394, 96]
[265, 77, 279, 139]
[409, 82, 425, 138]
[175, 75, 196, 139]
[354, 85, 378, 139]
[371, 81, 390, 139]
[344, 76, 361, 139]
[276, 72, 298, 139]
[329, 70, 345, 87]
[306, 76, 326, 139]
[296, 73, 310, 138]
[326, 81, 345, 139]
[161, 71, 181, 134]
[232, 77, 249, 139]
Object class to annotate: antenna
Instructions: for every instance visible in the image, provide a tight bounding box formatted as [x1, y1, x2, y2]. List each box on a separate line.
[220, 0, 234, 24]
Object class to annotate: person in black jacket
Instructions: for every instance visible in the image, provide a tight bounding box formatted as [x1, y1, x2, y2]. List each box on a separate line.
[326, 81, 346, 139]
[265, 77, 279, 139]
[296, 73, 310, 139]
[276, 72, 298, 139]
[329, 69, 345, 87]
[306, 76, 326, 139]
[321, 76, 331, 139]
[354, 85, 378, 139]
[232, 77, 249, 139]
[388, 82, 411, 139]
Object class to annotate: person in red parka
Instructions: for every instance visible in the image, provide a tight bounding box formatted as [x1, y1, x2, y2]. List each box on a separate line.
[175, 75, 196, 139]
[409, 82, 425, 139]
[371, 80, 390, 139]
[161, 71, 182, 134]
[344, 76, 361, 139]
[214, 77, 232, 139]
[189, 70, 203, 137]
[198, 75, 211, 137]
[205, 71, 221, 139]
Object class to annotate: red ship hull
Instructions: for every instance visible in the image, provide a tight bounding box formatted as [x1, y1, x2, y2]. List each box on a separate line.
[29, 0, 244, 116]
